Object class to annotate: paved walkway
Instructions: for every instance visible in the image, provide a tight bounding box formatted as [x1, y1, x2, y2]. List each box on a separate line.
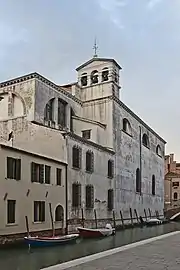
[42, 231, 180, 270]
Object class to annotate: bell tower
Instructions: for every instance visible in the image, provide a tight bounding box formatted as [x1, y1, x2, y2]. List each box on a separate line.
[76, 53, 122, 101]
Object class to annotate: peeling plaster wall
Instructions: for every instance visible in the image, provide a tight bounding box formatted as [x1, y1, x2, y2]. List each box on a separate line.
[0, 79, 36, 121]
[82, 99, 114, 149]
[113, 102, 165, 218]
[34, 79, 82, 129]
[66, 137, 115, 221]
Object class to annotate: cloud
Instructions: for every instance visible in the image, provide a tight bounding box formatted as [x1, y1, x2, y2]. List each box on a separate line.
[97, 0, 126, 29]
[147, 0, 163, 9]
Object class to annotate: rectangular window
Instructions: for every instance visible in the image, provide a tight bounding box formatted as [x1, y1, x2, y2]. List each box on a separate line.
[45, 165, 51, 184]
[7, 200, 16, 224]
[31, 162, 44, 183]
[34, 201, 45, 222]
[86, 185, 94, 209]
[82, 130, 91, 139]
[58, 99, 66, 128]
[7, 157, 21, 180]
[108, 160, 114, 178]
[56, 168, 62, 186]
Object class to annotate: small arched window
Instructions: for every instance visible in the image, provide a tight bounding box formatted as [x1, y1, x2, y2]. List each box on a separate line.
[102, 68, 109, 82]
[58, 98, 67, 128]
[44, 98, 55, 121]
[81, 73, 88, 86]
[107, 189, 114, 211]
[55, 205, 64, 222]
[142, 133, 150, 148]
[156, 145, 162, 157]
[122, 118, 132, 135]
[174, 192, 178, 200]
[86, 150, 94, 173]
[108, 159, 114, 178]
[72, 182, 81, 207]
[70, 108, 75, 132]
[91, 70, 98, 84]
[136, 168, 141, 193]
[152, 175, 155, 195]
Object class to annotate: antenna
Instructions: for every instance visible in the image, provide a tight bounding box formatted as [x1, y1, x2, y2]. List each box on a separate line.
[93, 37, 98, 58]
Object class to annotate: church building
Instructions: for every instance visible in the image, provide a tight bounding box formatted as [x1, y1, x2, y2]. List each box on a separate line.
[0, 52, 166, 237]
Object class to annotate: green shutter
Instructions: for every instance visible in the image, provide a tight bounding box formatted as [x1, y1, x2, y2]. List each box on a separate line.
[15, 159, 21, 180]
[7, 157, 13, 179]
[31, 162, 36, 182]
[45, 165, 51, 184]
[39, 164, 44, 183]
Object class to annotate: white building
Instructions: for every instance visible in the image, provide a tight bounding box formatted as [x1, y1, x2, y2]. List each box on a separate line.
[0, 55, 166, 237]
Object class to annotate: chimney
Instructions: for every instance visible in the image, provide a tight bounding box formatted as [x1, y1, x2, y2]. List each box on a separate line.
[170, 154, 174, 164]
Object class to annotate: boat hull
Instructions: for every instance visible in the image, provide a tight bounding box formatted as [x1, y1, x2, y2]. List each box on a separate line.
[24, 234, 79, 247]
[77, 227, 115, 239]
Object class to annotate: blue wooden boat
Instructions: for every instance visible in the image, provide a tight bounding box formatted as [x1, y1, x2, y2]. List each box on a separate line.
[24, 234, 79, 247]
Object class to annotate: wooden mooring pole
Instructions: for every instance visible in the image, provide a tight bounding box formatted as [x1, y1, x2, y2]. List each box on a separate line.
[120, 210, 124, 228]
[113, 210, 116, 229]
[49, 203, 55, 237]
[134, 209, 139, 223]
[148, 208, 151, 218]
[144, 209, 147, 221]
[25, 216, 30, 237]
[129, 208, 133, 225]
[81, 208, 84, 228]
[94, 209, 98, 229]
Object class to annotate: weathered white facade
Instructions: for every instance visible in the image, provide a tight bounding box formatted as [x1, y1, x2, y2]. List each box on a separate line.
[0, 55, 166, 236]
[0, 144, 66, 236]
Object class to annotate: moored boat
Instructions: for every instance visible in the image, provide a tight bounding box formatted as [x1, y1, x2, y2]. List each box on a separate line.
[77, 223, 115, 238]
[145, 218, 163, 227]
[24, 234, 79, 247]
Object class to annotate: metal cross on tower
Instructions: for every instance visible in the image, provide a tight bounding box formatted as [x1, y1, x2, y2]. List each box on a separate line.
[93, 38, 98, 58]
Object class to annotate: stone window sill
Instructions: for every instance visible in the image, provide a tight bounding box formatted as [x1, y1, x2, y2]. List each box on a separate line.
[32, 221, 45, 224]
[6, 223, 18, 227]
[122, 129, 132, 137]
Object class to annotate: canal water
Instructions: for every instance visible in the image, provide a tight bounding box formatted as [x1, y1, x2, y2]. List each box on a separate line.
[1, 222, 180, 270]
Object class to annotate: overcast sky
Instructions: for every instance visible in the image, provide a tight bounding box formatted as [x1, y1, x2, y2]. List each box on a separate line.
[0, 0, 180, 159]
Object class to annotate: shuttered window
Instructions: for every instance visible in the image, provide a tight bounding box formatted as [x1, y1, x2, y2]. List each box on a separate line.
[56, 168, 62, 186]
[72, 146, 81, 169]
[152, 175, 155, 196]
[72, 183, 81, 208]
[7, 200, 16, 224]
[136, 168, 141, 193]
[34, 201, 45, 222]
[107, 189, 114, 211]
[45, 165, 51, 184]
[86, 151, 94, 173]
[108, 160, 114, 178]
[31, 163, 48, 184]
[7, 157, 21, 180]
[86, 185, 94, 209]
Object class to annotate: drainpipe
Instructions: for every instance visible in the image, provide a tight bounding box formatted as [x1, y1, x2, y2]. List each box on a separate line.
[65, 163, 68, 235]
[139, 126, 142, 195]
[61, 132, 68, 235]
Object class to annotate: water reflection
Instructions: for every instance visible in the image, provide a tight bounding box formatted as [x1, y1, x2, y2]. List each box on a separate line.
[0, 222, 179, 270]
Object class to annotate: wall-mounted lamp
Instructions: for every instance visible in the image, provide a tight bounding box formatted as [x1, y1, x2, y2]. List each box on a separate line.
[26, 189, 30, 197]
[45, 191, 48, 198]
